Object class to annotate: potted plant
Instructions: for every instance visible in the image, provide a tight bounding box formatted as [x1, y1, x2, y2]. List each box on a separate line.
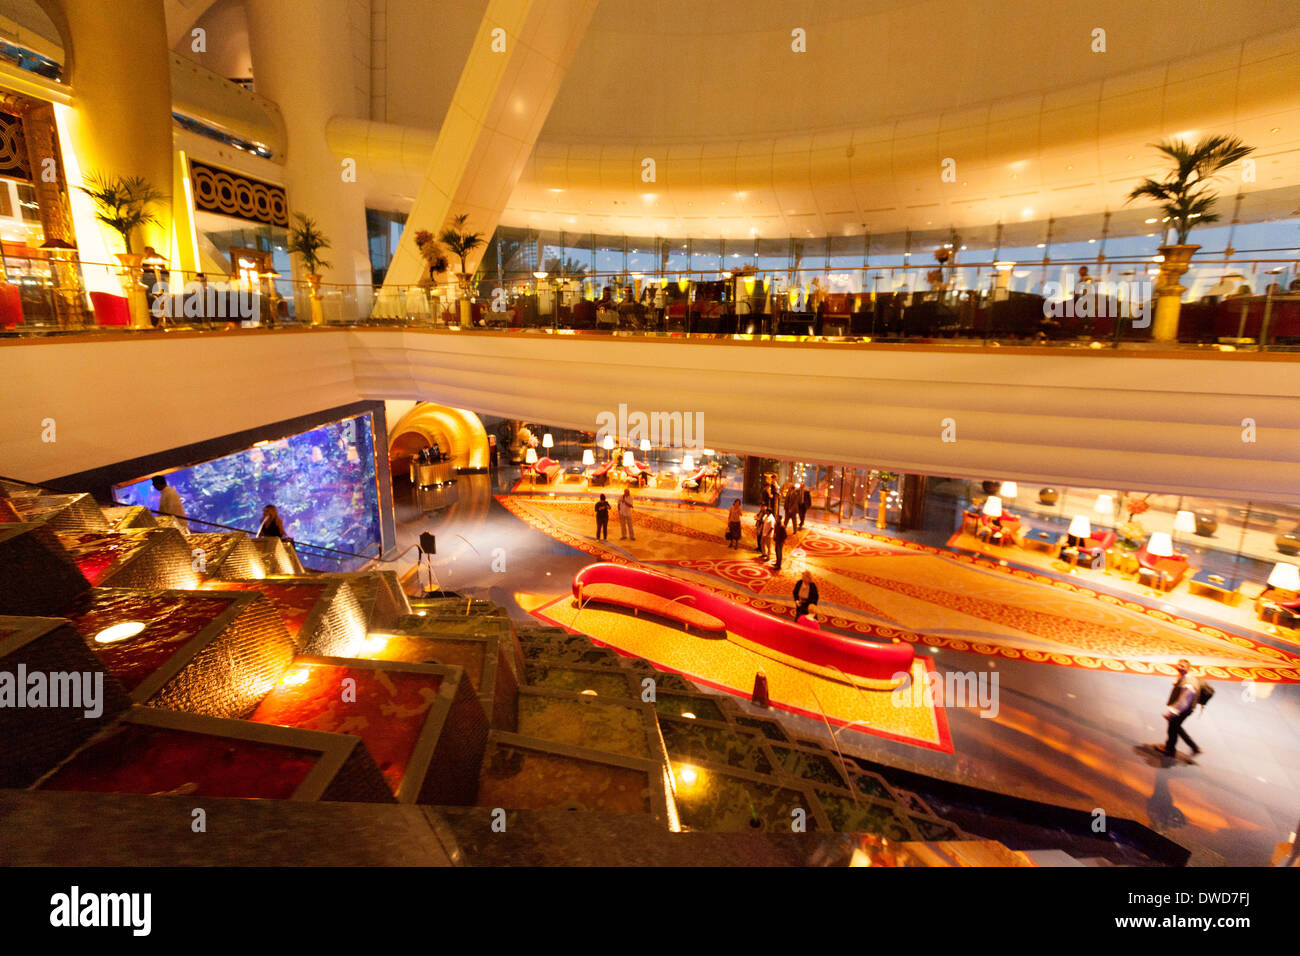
[78, 172, 162, 269]
[439, 213, 485, 299]
[287, 213, 331, 292]
[1126, 135, 1253, 341]
[413, 230, 449, 286]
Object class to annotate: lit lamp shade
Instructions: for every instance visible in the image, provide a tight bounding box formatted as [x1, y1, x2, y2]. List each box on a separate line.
[1067, 515, 1091, 539]
[1174, 510, 1196, 534]
[982, 496, 1002, 518]
[602, 434, 614, 451]
[524, 448, 538, 465]
[542, 433, 554, 449]
[683, 455, 695, 470]
[1094, 494, 1113, 515]
[622, 451, 635, 468]
[581, 449, 595, 466]
[998, 481, 1018, 498]
[1146, 532, 1174, 558]
[639, 438, 651, 452]
[1267, 562, 1300, 591]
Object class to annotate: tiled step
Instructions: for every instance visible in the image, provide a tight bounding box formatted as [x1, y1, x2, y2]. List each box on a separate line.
[35, 706, 395, 803]
[476, 730, 676, 828]
[248, 656, 487, 805]
[0, 615, 132, 788]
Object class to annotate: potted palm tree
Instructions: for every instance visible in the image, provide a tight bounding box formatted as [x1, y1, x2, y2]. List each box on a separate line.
[1126, 136, 1253, 341]
[78, 172, 162, 269]
[288, 213, 331, 292]
[439, 213, 485, 299]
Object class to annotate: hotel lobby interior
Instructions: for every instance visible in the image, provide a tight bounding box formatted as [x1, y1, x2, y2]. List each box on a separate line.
[2, 0, 1300, 891]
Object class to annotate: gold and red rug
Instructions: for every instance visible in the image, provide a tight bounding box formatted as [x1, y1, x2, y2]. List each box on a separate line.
[499, 494, 1300, 685]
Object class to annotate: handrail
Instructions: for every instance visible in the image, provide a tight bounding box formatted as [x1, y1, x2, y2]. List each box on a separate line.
[0, 473, 379, 563]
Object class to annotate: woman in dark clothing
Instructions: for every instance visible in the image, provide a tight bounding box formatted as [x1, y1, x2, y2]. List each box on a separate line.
[794, 571, 819, 618]
[257, 504, 287, 539]
[726, 500, 743, 548]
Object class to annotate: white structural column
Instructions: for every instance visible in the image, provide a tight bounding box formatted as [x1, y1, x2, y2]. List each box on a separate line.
[381, 0, 599, 289]
[51, 0, 174, 256]
[244, 0, 371, 290]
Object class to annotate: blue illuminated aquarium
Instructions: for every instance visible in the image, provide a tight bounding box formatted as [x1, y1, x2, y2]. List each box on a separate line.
[115, 413, 382, 571]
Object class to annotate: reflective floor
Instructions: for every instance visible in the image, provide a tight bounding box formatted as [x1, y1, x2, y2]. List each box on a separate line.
[395, 472, 1300, 865]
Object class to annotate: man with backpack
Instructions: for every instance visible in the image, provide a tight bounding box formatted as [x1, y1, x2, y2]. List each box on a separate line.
[1162, 659, 1209, 758]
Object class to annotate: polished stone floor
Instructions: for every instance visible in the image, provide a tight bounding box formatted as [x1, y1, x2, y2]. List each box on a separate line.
[393, 471, 1300, 866]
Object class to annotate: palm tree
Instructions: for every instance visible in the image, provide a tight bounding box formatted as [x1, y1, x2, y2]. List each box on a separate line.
[288, 213, 331, 276]
[543, 256, 588, 277]
[1127, 136, 1254, 245]
[78, 172, 162, 255]
[439, 213, 485, 275]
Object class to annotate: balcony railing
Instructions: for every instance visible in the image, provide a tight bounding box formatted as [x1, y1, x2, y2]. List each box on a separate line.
[4, 255, 1300, 352]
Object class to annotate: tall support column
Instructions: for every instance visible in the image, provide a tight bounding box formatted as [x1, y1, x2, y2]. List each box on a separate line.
[382, 0, 600, 293]
[51, 0, 174, 257]
[245, 0, 371, 294]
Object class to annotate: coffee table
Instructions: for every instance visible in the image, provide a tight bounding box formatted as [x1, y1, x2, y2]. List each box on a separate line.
[1188, 569, 1241, 605]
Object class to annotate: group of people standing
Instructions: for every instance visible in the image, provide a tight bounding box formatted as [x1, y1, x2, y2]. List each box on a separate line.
[594, 487, 636, 541]
[741, 477, 811, 572]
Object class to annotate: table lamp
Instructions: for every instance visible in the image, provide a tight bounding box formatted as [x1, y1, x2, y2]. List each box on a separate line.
[1146, 532, 1173, 558]
[639, 439, 650, 452]
[542, 433, 554, 450]
[982, 496, 1002, 519]
[524, 447, 537, 465]
[1067, 514, 1091, 545]
[602, 434, 614, 451]
[622, 451, 635, 468]
[1093, 494, 1113, 526]
[582, 449, 594, 466]
[999, 481, 1017, 498]
[1267, 561, 1299, 592]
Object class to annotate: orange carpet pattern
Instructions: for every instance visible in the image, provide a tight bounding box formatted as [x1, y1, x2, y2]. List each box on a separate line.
[498, 494, 1300, 684]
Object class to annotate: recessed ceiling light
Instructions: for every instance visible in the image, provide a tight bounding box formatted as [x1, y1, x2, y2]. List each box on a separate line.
[549, 188, 565, 193]
[94, 621, 145, 643]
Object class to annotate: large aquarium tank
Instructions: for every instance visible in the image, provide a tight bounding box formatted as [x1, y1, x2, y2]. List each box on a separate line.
[115, 413, 382, 571]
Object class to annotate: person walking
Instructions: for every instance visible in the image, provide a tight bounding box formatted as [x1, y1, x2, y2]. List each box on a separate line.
[726, 500, 743, 548]
[783, 483, 800, 531]
[798, 484, 811, 530]
[1162, 659, 1202, 758]
[772, 515, 787, 571]
[618, 487, 636, 540]
[794, 571, 819, 618]
[595, 494, 610, 540]
[151, 475, 189, 532]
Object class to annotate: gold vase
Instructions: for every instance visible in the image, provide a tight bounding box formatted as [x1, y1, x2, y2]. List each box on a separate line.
[876, 490, 888, 529]
[1151, 244, 1199, 342]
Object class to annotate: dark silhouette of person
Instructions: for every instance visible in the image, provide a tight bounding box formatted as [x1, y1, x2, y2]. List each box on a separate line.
[1162, 659, 1202, 757]
[772, 516, 787, 571]
[594, 494, 610, 540]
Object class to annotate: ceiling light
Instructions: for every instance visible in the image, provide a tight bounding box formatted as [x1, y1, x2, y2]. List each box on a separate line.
[94, 621, 145, 643]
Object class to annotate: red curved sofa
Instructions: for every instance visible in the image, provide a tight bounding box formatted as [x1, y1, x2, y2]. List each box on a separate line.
[572, 562, 913, 688]
[1136, 544, 1189, 590]
[530, 456, 562, 483]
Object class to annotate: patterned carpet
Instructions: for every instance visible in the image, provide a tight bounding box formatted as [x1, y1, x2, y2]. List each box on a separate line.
[499, 494, 1300, 685]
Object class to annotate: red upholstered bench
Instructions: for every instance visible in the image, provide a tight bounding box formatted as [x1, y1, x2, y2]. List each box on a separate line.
[578, 582, 726, 635]
[574, 562, 913, 688]
[1136, 545, 1190, 590]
